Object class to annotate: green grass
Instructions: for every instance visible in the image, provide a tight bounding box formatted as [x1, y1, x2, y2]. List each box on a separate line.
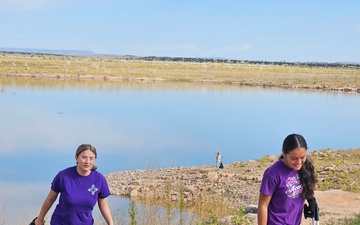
[325, 214, 360, 225]
[311, 148, 360, 193]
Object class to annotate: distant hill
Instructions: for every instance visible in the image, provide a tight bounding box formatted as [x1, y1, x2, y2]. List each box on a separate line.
[1, 47, 359, 65]
[0, 47, 95, 56]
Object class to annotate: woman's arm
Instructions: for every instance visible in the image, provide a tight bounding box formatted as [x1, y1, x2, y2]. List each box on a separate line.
[257, 193, 272, 225]
[35, 189, 58, 225]
[98, 197, 114, 225]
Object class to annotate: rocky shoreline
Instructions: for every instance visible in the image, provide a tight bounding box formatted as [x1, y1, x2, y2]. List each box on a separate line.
[105, 149, 360, 224]
[105, 155, 275, 224]
[105, 159, 269, 209]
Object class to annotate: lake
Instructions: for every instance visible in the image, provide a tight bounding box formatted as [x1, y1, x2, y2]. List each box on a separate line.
[1, 77, 359, 224]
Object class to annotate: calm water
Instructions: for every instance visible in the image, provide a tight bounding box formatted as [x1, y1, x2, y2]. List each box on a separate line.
[1, 77, 359, 223]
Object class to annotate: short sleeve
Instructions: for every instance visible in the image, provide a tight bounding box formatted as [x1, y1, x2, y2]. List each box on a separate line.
[51, 173, 61, 193]
[260, 172, 279, 196]
[97, 174, 110, 198]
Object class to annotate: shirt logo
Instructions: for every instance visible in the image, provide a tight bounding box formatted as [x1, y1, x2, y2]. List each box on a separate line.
[285, 174, 303, 198]
[88, 184, 99, 195]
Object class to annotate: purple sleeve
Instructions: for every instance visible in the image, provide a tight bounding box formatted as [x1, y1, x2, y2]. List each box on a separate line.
[98, 173, 110, 198]
[51, 173, 61, 193]
[260, 173, 278, 196]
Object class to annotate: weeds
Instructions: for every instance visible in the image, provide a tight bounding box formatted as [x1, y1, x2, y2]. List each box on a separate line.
[128, 201, 137, 225]
[231, 207, 253, 225]
[312, 148, 360, 193]
[324, 214, 360, 225]
[257, 155, 277, 163]
[1, 52, 359, 91]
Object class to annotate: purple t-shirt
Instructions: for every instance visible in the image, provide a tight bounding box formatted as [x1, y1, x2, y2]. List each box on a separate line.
[260, 160, 304, 225]
[50, 166, 110, 225]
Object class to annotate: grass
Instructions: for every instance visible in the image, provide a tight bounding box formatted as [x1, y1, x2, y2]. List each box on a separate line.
[117, 175, 252, 225]
[90, 180, 252, 225]
[307, 149, 360, 224]
[311, 148, 360, 192]
[325, 214, 360, 225]
[1, 52, 359, 92]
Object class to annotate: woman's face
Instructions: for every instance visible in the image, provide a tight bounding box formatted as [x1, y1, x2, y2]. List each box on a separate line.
[282, 147, 307, 170]
[76, 149, 96, 175]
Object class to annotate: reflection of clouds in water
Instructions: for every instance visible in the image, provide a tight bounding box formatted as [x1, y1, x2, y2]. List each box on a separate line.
[1, 81, 224, 158]
[1, 108, 200, 156]
[0, 102, 71, 153]
[0, 181, 53, 223]
[0, 181, 49, 201]
[0, 112, 128, 154]
[101, 121, 202, 152]
[0, 166, 17, 178]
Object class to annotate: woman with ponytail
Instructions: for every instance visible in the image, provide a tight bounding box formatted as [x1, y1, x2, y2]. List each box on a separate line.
[257, 134, 317, 225]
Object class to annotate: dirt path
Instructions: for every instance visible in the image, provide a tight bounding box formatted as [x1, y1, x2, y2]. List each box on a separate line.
[300, 190, 360, 224]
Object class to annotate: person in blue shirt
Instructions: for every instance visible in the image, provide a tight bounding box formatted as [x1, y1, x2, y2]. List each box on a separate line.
[216, 151, 222, 170]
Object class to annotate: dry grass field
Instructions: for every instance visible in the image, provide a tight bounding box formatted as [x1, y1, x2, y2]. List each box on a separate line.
[1, 52, 359, 93]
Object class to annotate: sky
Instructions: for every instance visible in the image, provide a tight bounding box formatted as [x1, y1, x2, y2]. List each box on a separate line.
[0, 0, 359, 63]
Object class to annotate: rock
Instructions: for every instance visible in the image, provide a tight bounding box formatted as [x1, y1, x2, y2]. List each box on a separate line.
[244, 204, 258, 214]
[130, 189, 139, 197]
[105, 163, 262, 210]
[206, 171, 218, 182]
[219, 215, 233, 225]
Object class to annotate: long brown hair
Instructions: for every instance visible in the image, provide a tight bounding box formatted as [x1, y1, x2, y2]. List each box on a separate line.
[75, 144, 98, 171]
[279, 134, 317, 199]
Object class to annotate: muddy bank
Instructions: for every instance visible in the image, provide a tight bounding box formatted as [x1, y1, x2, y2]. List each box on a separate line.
[2, 72, 360, 93]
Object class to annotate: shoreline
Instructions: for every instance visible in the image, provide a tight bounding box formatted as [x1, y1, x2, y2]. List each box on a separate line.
[105, 148, 360, 224]
[1, 72, 359, 93]
[1, 52, 359, 93]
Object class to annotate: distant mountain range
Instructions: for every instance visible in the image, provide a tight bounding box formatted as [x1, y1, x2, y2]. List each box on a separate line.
[0, 47, 96, 56]
[1, 47, 358, 64]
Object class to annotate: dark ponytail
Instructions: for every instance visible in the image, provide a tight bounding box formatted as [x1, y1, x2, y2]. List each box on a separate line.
[299, 155, 317, 199]
[280, 134, 317, 199]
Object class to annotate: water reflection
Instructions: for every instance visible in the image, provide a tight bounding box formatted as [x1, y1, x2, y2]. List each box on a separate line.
[1, 77, 360, 224]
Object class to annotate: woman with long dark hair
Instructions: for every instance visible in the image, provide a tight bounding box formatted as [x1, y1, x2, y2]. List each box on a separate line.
[257, 134, 317, 225]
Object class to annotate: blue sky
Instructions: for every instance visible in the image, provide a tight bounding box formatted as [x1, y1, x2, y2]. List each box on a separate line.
[1, 0, 359, 63]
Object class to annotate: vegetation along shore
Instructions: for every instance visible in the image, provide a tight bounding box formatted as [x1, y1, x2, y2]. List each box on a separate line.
[0, 51, 359, 93]
[1, 51, 360, 224]
[105, 148, 360, 225]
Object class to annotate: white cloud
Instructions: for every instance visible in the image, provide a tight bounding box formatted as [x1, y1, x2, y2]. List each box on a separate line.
[180, 43, 198, 51]
[136, 45, 152, 55]
[0, 0, 113, 12]
[225, 44, 252, 51]
[0, 0, 58, 11]
[1, 22, 11, 29]
[351, 21, 360, 33]
[161, 43, 198, 51]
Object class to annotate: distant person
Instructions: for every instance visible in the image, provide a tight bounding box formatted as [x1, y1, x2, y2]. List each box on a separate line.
[33, 144, 114, 225]
[257, 134, 318, 225]
[216, 151, 222, 170]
